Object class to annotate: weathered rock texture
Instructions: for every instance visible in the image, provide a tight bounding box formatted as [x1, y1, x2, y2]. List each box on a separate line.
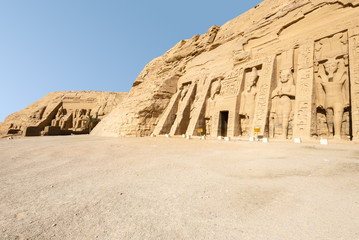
[0, 91, 127, 136]
[92, 0, 359, 141]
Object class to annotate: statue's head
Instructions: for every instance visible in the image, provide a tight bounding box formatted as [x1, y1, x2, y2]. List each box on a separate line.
[280, 69, 293, 83]
[210, 78, 222, 100]
[248, 67, 259, 87]
[323, 59, 339, 81]
[180, 84, 189, 100]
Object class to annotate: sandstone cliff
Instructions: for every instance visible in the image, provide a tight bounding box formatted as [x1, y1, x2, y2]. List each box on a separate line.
[91, 0, 359, 140]
[0, 91, 127, 136]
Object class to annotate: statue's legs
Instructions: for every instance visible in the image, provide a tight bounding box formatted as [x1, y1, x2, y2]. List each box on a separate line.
[276, 110, 283, 138]
[247, 117, 252, 136]
[269, 113, 275, 138]
[333, 103, 344, 139]
[60, 120, 65, 130]
[282, 115, 290, 139]
[325, 108, 334, 137]
[279, 97, 292, 139]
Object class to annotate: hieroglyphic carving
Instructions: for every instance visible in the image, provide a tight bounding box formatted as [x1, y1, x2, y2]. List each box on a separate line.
[293, 42, 315, 139]
[219, 70, 241, 97]
[251, 56, 276, 137]
[220, 79, 239, 96]
[349, 28, 359, 139]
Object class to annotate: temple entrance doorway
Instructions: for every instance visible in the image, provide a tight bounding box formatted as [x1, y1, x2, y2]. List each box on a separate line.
[219, 111, 229, 137]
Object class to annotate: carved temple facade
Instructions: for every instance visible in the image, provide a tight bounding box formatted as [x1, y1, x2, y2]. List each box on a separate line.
[6, 1, 357, 141]
[0, 91, 127, 136]
[153, 23, 359, 141]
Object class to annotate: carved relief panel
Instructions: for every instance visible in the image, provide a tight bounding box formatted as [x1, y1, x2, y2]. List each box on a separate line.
[250, 56, 276, 137]
[349, 27, 359, 140]
[292, 41, 316, 140]
[219, 70, 241, 97]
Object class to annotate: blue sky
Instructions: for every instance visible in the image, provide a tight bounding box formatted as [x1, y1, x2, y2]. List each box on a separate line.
[0, 1, 262, 122]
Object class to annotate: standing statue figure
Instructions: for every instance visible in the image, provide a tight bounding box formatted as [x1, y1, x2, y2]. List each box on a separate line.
[51, 106, 64, 126]
[72, 109, 80, 130]
[80, 109, 91, 129]
[271, 69, 296, 139]
[317, 58, 348, 139]
[205, 78, 222, 136]
[59, 111, 71, 130]
[177, 84, 189, 113]
[171, 84, 190, 132]
[239, 67, 259, 135]
[189, 79, 202, 122]
[210, 78, 222, 99]
[75, 109, 86, 130]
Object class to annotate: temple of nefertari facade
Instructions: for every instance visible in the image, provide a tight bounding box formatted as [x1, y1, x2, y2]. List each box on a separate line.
[0, 91, 127, 136]
[91, 0, 359, 142]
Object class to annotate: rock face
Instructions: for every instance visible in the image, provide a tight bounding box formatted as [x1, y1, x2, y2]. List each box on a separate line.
[0, 91, 127, 136]
[92, 0, 359, 141]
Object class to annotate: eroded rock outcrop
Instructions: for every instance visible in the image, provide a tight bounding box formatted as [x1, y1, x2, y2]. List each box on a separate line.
[0, 91, 127, 136]
[92, 0, 359, 141]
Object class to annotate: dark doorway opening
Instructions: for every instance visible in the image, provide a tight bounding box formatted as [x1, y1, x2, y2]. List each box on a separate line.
[219, 111, 229, 137]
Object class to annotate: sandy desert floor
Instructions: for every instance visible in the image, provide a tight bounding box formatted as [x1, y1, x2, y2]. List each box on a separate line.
[0, 135, 359, 240]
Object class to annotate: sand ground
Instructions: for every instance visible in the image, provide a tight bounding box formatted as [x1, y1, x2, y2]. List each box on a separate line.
[0, 135, 358, 240]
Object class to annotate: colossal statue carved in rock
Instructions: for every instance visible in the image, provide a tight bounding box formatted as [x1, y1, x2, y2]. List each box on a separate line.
[239, 67, 259, 136]
[317, 58, 349, 139]
[72, 109, 88, 130]
[271, 69, 296, 139]
[315, 32, 350, 140]
[51, 106, 64, 127]
[204, 78, 222, 135]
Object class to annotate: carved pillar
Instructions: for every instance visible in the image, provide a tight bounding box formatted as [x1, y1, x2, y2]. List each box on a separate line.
[227, 96, 241, 137]
[293, 41, 316, 139]
[185, 78, 213, 136]
[251, 56, 276, 137]
[349, 27, 359, 139]
[169, 83, 197, 136]
[152, 90, 182, 135]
